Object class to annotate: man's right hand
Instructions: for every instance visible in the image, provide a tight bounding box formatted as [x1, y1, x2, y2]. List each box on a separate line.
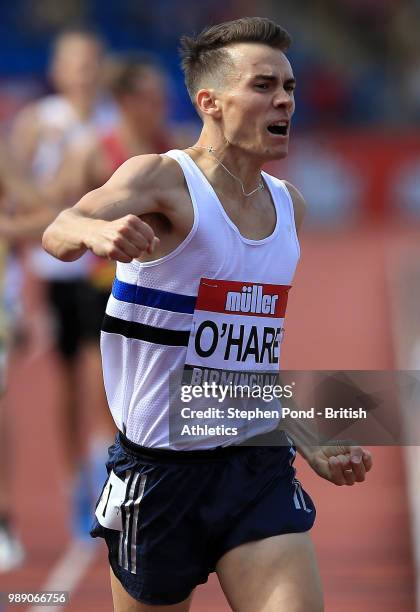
[86, 214, 159, 263]
[42, 155, 169, 263]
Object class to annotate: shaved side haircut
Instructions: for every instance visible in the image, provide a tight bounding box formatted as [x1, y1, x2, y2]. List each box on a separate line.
[179, 17, 291, 105]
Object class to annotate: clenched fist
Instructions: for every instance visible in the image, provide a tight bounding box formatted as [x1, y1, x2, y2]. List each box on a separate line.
[86, 214, 159, 263]
[309, 444, 373, 486]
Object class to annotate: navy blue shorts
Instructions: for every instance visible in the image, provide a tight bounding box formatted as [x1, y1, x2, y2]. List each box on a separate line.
[90, 432, 316, 606]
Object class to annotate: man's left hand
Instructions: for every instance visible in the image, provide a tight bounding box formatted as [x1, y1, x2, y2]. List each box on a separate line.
[308, 444, 373, 486]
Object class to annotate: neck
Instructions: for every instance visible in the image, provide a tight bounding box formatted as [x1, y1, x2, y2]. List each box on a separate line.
[190, 135, 264, 199]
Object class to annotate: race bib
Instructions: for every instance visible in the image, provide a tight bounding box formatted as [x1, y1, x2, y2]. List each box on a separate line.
[185, 278, 290, 372]
[95, 470, 127, 531]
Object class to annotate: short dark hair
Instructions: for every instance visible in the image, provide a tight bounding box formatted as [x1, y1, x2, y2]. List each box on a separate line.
[179, 17, 292, 103]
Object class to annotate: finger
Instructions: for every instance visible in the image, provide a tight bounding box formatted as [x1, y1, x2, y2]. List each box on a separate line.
[343, 468, 356, 486]
[337, 454, 356, 485]
[337, 447, 366, 473]
[124, 215, 156, 245]
[113, 236, 145, 259]
[337, 453, 351, 469]
[124, 224, 158, 255]
[350, 456, 366, 482]
[148, 236, 160, 254]
[362, 449, 373, 472]
[138, 219, 156, 244]
[333, 453, 357, 485]
[107, 246, 133, 263]
[345, 447, 369, 483]
[124, 230, 151, 254]
[350, 446, 364, 464]
[328, 456, 345, 485]
[348, 446, 366, 482]
[350, 448, 366, 481]
[117, 220, 156, 254]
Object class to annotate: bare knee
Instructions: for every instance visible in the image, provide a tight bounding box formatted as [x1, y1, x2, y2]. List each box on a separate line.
[217, 533, 323, 612]
[234, 584, 324, 612]
[110, 567, 192, 612]
[284, 594, 324, 612]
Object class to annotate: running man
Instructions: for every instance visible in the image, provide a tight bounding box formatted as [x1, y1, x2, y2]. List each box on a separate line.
[43, 17, 372, 612]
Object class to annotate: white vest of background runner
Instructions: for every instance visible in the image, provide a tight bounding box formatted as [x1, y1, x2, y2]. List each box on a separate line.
[30, 94, 119, 280]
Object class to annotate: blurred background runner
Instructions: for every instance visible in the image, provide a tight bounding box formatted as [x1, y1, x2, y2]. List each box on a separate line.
[10, 29, 120, 540]
[55, 54, 180, 308]
[0, 141, 54, 571]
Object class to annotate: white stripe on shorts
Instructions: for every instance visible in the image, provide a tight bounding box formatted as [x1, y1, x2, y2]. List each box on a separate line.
[297, 482, 308, 511]
[118, 471, 133, 567]
[293, 481, 301, 509]
[122, 472, 141, 571]
[130, 474, 147, 575]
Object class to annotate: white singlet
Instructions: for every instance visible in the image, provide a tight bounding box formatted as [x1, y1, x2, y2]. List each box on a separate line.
[101, 149, 300, 449]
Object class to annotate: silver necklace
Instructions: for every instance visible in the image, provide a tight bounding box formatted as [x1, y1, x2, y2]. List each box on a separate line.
[190, 145, 264, 197]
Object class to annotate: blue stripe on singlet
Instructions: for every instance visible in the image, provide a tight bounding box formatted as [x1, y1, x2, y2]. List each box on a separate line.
[112, 278, 196, 314]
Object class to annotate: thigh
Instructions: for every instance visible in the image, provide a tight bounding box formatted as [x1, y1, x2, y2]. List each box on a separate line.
[110, 567, 193, 612]
[216, 533, 323, 612]
[91, 439, 213, 606]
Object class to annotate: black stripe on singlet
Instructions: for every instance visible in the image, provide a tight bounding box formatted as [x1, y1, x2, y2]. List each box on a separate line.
[102, 314, 190, 347]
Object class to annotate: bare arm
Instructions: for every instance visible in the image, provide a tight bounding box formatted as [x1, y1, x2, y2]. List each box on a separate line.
[0, 141, 47, 212]
[281, 182, 374, 484]
[0, 139, 56, 241]
[42, 154, 170, 262]
[279, 369, 373, 486]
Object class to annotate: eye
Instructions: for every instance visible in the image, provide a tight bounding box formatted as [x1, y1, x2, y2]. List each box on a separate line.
[255, 83, 270, 90]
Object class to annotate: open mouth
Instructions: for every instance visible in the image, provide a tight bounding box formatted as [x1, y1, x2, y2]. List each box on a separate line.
[267, 122, 289, 136]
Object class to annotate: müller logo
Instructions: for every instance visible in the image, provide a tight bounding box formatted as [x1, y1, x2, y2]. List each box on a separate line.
[225, 285, 279, 314]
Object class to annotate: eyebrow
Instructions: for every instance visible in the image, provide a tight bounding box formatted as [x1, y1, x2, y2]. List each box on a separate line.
[252, 74, 296, 86]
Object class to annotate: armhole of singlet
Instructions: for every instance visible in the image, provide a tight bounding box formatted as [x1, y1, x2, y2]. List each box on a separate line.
[277, 178, 301, 259]
[129, 151, 200, 269]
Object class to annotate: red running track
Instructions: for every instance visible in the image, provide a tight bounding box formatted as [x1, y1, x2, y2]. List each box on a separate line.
[0, 226, 416, 611]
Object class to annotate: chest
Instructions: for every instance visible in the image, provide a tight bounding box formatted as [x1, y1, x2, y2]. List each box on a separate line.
[214, 191, 277, 241]
[167, 183, 278, 243]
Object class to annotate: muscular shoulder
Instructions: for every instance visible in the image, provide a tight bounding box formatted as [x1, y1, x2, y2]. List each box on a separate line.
[283, 181, 307, 234]
[84, 152, 186, 219]
[110, 153, 182, 190]
[105, 154, 185, 215]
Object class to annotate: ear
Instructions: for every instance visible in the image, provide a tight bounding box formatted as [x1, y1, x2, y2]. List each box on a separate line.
[195, 89, 222, 118]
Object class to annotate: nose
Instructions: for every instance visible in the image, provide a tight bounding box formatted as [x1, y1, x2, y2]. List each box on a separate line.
[273, 88, 294, 110]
